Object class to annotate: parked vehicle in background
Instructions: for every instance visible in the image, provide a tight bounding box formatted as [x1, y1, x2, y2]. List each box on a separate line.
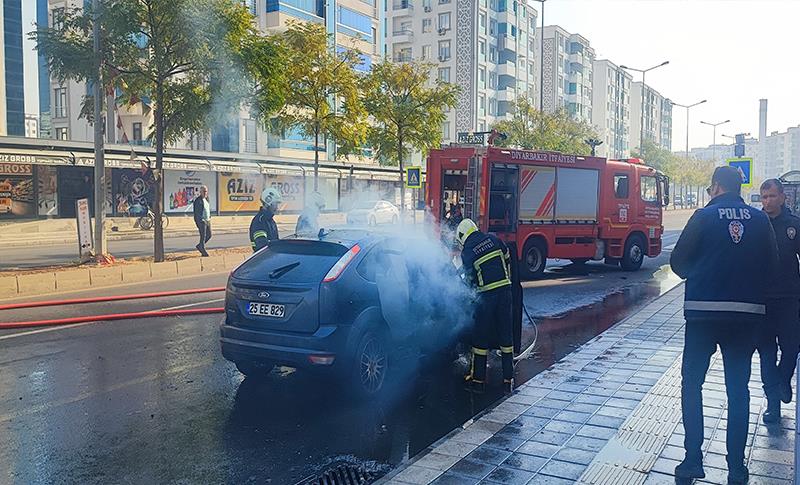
[219, 229, 492, 397]
[346, 200, 400, 226]
[685, 193, 697, 207]
[748, 193, 762, 210]
[673, 195, 684, 208]
[426, 145, 669, 279]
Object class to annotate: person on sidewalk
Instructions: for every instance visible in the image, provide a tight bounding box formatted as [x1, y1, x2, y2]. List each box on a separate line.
[455, 218, 514, 395]
[193, 185, 212, 257]
[670, 166, 779, 484]
[250, 187, 282, 252]
[757, 178, 800, 423]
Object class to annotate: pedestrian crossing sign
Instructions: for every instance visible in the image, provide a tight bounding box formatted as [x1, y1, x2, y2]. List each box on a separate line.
[726, 158, 753, 189]
[406, 166, 422, 188]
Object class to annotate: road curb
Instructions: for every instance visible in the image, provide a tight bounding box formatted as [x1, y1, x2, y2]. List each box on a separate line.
[0, 253, 247, 301]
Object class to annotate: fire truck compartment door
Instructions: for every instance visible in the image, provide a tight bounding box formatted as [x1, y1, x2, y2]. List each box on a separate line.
[555, 168, 599, 222]
[519, 166, 555, 221]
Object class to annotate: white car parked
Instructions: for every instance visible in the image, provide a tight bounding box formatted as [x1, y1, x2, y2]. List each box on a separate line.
[346, 200, 400, 226]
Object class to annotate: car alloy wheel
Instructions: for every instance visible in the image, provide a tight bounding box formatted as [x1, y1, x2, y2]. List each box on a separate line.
[359, 333, 388, 395]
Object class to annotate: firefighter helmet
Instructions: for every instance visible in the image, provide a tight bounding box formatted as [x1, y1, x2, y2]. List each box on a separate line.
[260, 187, 283, 209]
[456, 218, 479, 248]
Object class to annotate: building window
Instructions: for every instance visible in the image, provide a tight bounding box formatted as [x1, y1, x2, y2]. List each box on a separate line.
[438, 67, 450, 82]
[479, 67, 486, 89]
[479, 40, 486, 61]
[489, 45, 497, 63]
[132, 122, 142, 142]
[489, 19, 496, 35]
[438, 12, 451, 31]
[52, 8, 65, 30]
[422, 44, 432, 60]
[244, 119, 257, 153]
[441, 121, 451, 139]
[54, 87, 67, 118]
[489, 72, 497, 89]
[479, 12, 487, 34]
[422, 18, 432, 33]
[337, 6, 373, 42]
[489, 99, 497, 116]
[479, 96, 486, 117]
[438, 40, 451, 61]
[55, 127, 68, 140]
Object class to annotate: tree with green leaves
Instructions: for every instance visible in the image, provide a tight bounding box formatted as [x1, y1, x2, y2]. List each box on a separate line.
[491, 97, 598, 155]
[33, 0, 287, 262]
[273, 22, 368, 191]
[363, 60, 459, 215]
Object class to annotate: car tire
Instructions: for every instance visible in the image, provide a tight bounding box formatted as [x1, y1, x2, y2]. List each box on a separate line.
[235, 361, 274, 378]
[621, 234, 646, 272]
[352, 329, 389, 398]
[521, 238, 547, 280]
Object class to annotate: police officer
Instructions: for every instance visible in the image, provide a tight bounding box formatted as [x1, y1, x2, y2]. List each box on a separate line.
[670, 166, 779, 484]
[455, 218, 514, 394]
[250, 187, 282, 252]
[757, 178, 800, 423]
[296, 191, 325, 235]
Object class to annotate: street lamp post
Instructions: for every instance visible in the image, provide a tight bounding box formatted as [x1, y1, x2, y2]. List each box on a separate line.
[532, 0, 547, 112]
[700, 119, 731, 164]
[672, 99, 707, 161]
[620, 61, 670, 155]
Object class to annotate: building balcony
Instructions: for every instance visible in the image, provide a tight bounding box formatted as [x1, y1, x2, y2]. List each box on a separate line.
[392, 29, 414, 44]
[496, 88, 516, 103]
[393, 53, 413, 62]
[392, 0, 413, 17]
[569, 52, 583, 64]
[497, 61, 516, 77]
[496, 10, 516, 25]
[498, 35, 517, 53]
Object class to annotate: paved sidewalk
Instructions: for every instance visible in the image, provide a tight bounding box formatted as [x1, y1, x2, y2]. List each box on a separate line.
[382, 285, 796, 485]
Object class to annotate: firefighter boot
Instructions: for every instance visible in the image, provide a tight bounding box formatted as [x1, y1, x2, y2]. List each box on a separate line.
[500, 345, 514, 395]
[464, 348, 487, 394]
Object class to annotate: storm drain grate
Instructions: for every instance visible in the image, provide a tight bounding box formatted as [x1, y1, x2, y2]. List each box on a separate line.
[299, 462, 381, 485]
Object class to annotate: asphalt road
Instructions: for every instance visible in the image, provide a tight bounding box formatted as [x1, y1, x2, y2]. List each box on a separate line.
[0, 212, 691, 484]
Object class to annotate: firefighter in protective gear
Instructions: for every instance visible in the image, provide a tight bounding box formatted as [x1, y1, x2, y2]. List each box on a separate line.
[250, 187, 282, 252]
[296, 191, 325, 235]
[456, 218, 514, 393]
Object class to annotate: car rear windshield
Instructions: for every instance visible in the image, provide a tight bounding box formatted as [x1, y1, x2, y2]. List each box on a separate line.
[233, 240, 349, 284]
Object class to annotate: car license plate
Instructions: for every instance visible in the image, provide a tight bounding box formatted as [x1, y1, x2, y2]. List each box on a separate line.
[247, 302, 285, 318]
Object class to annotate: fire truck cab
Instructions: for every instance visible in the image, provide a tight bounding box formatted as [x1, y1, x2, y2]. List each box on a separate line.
[427, 145, 669, 279]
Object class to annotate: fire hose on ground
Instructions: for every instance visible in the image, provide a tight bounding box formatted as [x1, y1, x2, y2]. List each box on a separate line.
[0, 287, 225, 330]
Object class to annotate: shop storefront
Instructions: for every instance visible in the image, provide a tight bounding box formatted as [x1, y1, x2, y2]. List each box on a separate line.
[0, 162, 35, 218]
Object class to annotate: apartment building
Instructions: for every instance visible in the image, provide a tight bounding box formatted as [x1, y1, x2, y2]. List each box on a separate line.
[1, 0, 25, 136]
[591, 59, 631, 158]
[630, 81, 672, 152]
[386, 0, 539, 141]
[539, 25, 594, 124]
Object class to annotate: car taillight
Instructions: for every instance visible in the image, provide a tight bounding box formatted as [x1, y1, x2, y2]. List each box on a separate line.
[323, 244, 361, 283]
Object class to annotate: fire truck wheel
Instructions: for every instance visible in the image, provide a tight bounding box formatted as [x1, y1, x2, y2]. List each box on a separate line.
[621, 234, 646, 271]
[521, 238, 547, 280]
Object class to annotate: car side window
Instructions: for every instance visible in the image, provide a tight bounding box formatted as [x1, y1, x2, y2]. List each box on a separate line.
[640, 176, 658, 203]
[357, 247, 381, 282]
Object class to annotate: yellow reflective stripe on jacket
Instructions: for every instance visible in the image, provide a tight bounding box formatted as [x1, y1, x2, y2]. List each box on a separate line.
[473, 249, 511, 292]
[471, 347, 488, 356]
[252, 230, 268, 241]
[500, 346, 514, 354]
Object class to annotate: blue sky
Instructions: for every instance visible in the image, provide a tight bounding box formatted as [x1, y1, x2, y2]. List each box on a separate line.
[21, 0, 799, 152]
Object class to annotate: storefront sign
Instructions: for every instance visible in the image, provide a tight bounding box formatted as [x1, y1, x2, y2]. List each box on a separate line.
[76, 198, 93, 259]
[266, 174, 304, 212]
[219, 172, 265, 212]
[0, 163, 35, 217]
[164, 170, 217, 214]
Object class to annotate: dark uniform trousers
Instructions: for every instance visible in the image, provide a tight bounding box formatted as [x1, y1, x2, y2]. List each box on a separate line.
[681, 319, 755, 465]
[757, 298, 800, 398]
[470, 288, 514, 383]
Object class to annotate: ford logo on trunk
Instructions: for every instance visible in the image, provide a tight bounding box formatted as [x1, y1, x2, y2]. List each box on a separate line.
[258, 291, 270, 299]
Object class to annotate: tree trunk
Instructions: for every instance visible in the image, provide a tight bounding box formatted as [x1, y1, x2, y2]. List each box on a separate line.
[398, 132, 405, 223]
[314, 128, 319, 192]
[153, 81, 165, 262]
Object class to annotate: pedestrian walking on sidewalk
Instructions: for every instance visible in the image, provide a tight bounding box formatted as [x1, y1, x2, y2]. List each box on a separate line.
[193, 186, 212, 257]
[670, 166, 779, 484]
[757, 178, 800, 423]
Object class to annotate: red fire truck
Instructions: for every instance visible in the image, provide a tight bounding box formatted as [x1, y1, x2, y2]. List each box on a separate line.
[426, 145, 670, 279]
